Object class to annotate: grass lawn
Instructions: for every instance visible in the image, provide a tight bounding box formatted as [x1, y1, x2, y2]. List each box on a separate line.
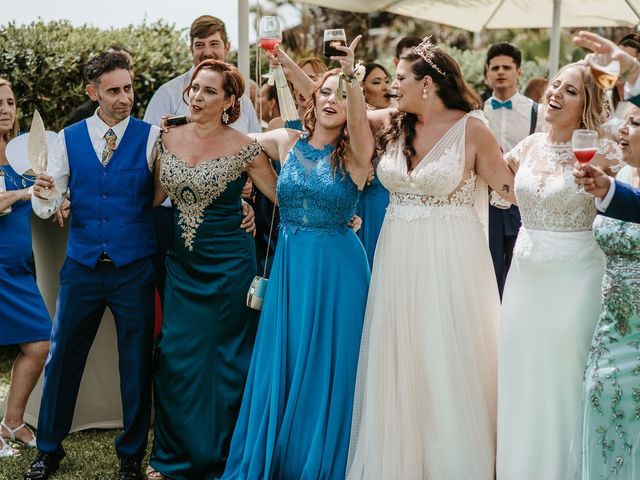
[0, 346, 152, 480]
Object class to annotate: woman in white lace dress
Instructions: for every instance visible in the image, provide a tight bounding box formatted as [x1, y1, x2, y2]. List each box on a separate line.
[346, 37, 516, 479]
[497, 62, 622, 480]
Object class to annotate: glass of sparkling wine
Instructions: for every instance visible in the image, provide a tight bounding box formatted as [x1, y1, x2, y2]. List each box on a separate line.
[588, 53, 621, 128]
[323, 29, 347, 59]
[572, 129, 599, 194]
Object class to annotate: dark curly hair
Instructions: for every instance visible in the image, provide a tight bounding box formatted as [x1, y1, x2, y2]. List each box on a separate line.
[84, 52, 131, 84]
[183, 59, 244, 124]
[377, 48, 481, 170]
[303, 69, 350, 174]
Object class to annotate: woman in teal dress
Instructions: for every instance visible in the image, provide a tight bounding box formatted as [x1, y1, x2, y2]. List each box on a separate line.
[221, 39, 373, 479]
[0, 78, 50, 458]
[356, 63, 392, 267]
[567, 106, 640, 479]
[148, 60, 277, 480]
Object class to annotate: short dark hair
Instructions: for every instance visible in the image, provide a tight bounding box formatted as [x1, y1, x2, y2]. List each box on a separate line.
[84, 52, 131, 84]
[190, 15, 228, 47]
[619, 33, 640, 56]
[395, 36, 422, 59]
[107, 45, 133, 56]
[486, 42, 522, 68]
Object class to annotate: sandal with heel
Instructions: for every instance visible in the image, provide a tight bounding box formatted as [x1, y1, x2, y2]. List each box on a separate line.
[1, 421, 37, 449]
[0, 435, 19, 458]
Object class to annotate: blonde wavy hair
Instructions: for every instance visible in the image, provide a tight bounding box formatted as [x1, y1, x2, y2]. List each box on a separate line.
[541, 62, 608, 136]
[0, 78, 19, 142]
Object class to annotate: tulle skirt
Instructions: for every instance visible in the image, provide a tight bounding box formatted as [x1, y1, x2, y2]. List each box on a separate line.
[347, 205, 499, 479]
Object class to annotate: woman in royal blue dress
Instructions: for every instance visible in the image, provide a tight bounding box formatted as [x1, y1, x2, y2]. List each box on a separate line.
[221, 37, 372, 480]
[356, 63, 393, 267]
[0, 78, 51, 457]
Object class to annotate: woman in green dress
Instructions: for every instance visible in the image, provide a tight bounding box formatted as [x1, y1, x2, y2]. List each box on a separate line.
[148, 60, 277, 480]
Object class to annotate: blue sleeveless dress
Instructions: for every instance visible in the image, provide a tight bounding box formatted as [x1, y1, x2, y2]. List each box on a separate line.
[0, 165, 50, 345]
[355, 163, 389, 268]
[221, 135, 370, 480]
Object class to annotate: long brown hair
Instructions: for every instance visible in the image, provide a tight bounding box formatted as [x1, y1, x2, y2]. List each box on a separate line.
[377, 49, 481, 166]
[0, 78, 19, 142]
[302, 69, 350, 174]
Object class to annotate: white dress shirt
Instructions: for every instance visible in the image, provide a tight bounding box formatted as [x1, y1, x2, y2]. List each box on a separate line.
[32, 110, 161, 219]
[143, 67, 261, 134]
[483, 92, 544, 152]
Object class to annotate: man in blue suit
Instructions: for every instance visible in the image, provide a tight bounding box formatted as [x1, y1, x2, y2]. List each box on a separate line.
[27, 52, 159, 480]
[575, 163, 638, 223]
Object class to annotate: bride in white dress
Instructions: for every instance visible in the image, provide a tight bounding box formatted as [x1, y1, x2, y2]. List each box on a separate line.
[347, 37, 516, 479]
[497, 62, 622, 480]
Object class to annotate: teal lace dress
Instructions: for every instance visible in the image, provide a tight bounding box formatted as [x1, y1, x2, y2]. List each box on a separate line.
[150, 140, 260, 480]
[221, 134, 370, 479]
[568, 169, 640, 479]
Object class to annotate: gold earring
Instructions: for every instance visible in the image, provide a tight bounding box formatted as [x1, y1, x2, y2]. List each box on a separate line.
[422, 88, 429, 99]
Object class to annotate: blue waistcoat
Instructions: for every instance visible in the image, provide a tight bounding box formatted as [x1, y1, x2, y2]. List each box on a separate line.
[64, 117, 157, 268]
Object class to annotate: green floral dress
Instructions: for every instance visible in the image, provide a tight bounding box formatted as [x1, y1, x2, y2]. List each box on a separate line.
[569, 168, 640, 479]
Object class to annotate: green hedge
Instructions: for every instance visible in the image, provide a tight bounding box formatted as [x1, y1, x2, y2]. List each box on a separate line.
[0, 20, 193, 131]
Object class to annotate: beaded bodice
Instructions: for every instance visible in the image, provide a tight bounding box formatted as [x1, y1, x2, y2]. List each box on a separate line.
[506, 133, 622, 232]
[158, 139, 260, 250]
[277, 134, 359, 232]
[377, 111, 482, 221]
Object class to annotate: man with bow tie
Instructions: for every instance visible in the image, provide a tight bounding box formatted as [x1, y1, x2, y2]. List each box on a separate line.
[483, 42, 543, 297]
[27, 52, 159, 480]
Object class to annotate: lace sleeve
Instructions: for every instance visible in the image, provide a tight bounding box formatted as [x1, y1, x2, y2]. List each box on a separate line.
[595, 137, 624, 174]
[504, 134, 532, 168]
[239, 140, 264, 168]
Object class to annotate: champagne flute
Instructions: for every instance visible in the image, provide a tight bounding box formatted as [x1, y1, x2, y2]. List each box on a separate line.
[323, 29, 347, 59]
[572, 129, 599, 195]
[588, 53, 621, 130]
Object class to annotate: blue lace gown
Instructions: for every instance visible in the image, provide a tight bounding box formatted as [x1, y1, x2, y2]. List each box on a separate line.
[221, 134, 370, 480]
[355, 164, 389, 268]
[0, 165, 50, 345]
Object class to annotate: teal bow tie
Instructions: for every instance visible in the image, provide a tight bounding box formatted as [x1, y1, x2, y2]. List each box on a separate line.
[491, 98, 513, 110]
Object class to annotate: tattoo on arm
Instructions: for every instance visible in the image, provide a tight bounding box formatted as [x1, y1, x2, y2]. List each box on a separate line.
[501, 184, 510, 193]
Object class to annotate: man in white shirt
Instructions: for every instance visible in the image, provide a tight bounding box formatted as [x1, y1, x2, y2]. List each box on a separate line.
[144, 15, 258, 297]
[483, 42, 543, 297]
[26, 52, 158, 480]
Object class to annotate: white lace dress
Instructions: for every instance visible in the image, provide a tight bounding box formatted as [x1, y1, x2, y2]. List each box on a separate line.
[497, 133, 622, 480]
[347, 111, 499, 479]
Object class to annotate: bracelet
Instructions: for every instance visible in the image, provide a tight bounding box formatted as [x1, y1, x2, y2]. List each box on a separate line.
[341, 72, 358, 87]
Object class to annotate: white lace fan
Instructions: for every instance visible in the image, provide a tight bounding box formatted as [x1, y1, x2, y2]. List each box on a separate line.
[6, 112, 57, 180]
[272, 66, 299, 123]
[28, 110, 61, 199]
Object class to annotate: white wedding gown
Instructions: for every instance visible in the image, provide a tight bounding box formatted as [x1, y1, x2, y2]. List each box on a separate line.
[347, 111, 499, 479]
[497, 133, 622, 480]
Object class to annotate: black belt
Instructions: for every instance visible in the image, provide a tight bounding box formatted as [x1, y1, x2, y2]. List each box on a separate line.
[98, 252, 112, 262]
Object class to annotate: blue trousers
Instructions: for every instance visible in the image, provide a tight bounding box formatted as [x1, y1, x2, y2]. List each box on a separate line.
[36, 256, 155, 459]
[489, 204, 521, 298]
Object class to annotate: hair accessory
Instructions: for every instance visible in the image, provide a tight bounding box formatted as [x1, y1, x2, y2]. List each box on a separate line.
[410, 36, 446, 77]
[222, 109, 230, 124]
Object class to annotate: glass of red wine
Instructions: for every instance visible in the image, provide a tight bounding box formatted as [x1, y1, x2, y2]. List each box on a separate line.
[572, 129, 599, 194]
[323, 29, 347, 59]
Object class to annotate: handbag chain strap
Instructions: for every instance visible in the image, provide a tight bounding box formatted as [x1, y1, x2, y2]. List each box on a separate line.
[262, 196, 277, 278]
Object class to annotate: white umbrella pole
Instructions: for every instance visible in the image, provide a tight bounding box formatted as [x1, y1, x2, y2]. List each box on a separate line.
[238, 0, 250, 85]
[548, 0, 562, 78]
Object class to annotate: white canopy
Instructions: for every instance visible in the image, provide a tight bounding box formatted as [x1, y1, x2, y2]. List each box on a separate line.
[289, 0, 640, 75]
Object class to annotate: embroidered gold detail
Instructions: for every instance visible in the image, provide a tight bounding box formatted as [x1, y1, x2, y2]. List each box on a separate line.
[158, 140, 261, 251]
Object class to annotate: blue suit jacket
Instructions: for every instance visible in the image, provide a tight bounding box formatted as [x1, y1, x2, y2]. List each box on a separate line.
[604, 180, 640, 223]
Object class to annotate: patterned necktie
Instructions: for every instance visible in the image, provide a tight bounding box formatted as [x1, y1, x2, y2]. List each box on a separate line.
[101, 129, 117, 166]
[491, 98, 513, 110]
